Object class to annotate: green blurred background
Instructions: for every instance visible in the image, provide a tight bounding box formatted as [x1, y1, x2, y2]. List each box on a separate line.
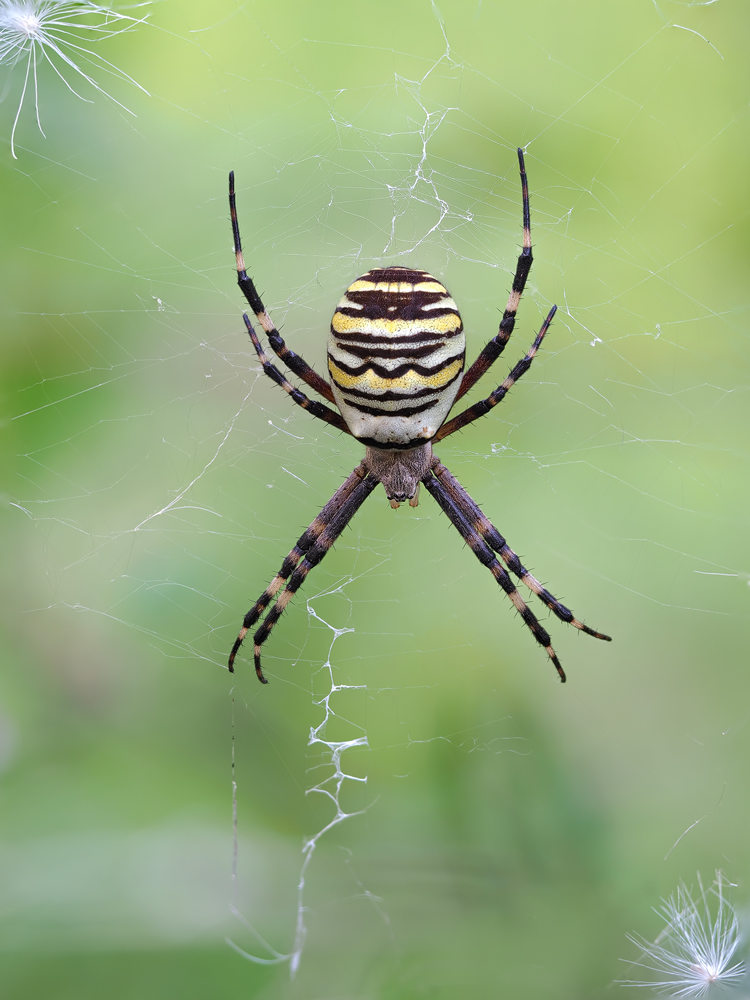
[1, 0, 748, 997]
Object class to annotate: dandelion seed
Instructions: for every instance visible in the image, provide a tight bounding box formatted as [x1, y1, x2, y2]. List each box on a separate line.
[0, 0, 149, 158]
[621, 872, 745, 997]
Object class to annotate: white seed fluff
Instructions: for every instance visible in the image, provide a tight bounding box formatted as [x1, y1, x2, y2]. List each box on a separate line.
[0, 1, 149, 157]
[621, 872, 745, 997]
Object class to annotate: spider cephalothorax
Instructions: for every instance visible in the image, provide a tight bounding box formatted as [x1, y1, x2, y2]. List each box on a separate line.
[227, 150, 611, 683]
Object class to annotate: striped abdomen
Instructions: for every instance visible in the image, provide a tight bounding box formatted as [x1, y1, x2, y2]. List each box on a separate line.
[327, 267, 465, 448]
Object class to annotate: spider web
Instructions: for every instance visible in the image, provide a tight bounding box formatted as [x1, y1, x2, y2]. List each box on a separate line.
[2, 0, 749, 996]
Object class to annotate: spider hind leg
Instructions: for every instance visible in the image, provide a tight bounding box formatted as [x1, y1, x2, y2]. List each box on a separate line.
[423, 457, 611, 681]
[228, 464, 378, 679]
[433, 459, 612, 643]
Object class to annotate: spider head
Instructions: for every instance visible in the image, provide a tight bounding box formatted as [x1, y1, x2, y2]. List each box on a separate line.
[364, 444, 433, 509]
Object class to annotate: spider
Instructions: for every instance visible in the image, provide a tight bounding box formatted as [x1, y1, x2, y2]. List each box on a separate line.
[227, 149, 611, 683]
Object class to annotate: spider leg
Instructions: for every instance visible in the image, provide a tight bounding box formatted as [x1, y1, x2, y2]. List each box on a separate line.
[228, 464, 379, 680]
[434, 304, 556, 442]
[455, 148, 534, 403]
[422, 458, 567, 682]
[244, 314, 351, 434]
[230, 171, 336, 404]
[431, 459, 611, 642]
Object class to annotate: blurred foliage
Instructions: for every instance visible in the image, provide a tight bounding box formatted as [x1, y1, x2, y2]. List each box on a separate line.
[0, 0, 748, 997]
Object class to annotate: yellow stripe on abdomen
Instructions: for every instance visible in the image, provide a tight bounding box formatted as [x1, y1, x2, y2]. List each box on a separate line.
[331, 311, 462, 337]
[328, 357, 462, 392]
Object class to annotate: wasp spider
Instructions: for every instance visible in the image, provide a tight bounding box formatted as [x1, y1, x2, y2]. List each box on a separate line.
[227, 149, 611, 683]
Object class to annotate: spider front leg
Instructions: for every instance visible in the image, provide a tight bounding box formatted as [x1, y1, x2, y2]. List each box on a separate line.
[455, 147, 535, 403]
[230, 171, 336, 404]
[434, 304, 556, 442]
[243, 314, 350, 434]
[228, 465, 379, 680]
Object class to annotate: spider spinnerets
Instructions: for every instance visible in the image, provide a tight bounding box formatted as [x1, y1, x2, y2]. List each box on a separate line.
[227, 149, 611, 684]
